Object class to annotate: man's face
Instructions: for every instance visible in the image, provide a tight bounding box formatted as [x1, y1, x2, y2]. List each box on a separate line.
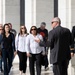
[51, 21, 58, 28]
[9, 24, 12, 29]
[51, 17, 60, 28]
[40, 25, 46, 30]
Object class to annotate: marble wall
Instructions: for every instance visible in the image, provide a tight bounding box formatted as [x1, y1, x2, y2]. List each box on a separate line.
[5, 0, 20, 32]
[36, 0, 54, 31]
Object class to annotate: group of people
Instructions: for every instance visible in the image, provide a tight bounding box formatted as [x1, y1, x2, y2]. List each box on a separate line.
[0, 17, 75, 75]
[0, 22, 49, 75]
[15, 23, 49, 75]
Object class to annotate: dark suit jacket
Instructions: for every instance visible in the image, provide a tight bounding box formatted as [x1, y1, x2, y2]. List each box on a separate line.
[49, 26, 73, 64]
[40, 26, 73, 64]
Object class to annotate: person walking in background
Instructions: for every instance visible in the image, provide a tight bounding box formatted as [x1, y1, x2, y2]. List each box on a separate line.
[0, 24, 3, 73]
[2, 24, 16, 75]
[39, 17, 74, 75]
[15, 25, 28, 75]
[8, 23, 17, 36]
[26, 26, 45, 75]
[38, 22, 49, 71]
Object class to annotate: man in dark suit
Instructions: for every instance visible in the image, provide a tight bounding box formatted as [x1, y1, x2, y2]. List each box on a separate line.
[48, 17, 73, 75]
[37, 17, 74, 75]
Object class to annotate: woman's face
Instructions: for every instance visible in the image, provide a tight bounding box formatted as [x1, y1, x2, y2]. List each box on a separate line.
[31, 27, 37, 35]
[21, 26, 25, 32]
[5, 25, 10, 32]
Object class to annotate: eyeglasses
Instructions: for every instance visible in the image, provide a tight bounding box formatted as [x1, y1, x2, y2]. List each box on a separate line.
[31, 29, 36, 31]
[51, 22, 54, 24]
[51, 21, 58, 24]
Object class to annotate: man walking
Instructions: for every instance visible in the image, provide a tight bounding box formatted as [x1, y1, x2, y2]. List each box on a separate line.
[38, 22, 49, 70]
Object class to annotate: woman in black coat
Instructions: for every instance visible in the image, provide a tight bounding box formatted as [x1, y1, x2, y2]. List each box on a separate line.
[2, 24, 15, 75]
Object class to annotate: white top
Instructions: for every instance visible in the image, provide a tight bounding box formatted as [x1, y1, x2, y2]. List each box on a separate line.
[26, 34, 45, 54]
[15, 33, 27, 52]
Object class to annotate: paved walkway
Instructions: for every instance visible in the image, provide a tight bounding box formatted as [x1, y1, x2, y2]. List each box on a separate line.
[0, 54, 54, 75]
[0, 63, 53, 75]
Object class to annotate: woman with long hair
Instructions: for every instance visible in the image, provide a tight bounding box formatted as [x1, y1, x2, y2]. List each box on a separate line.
[26, 26, 44, 75]
[15, 25, 28, 75]
[2, 24, 15, 75]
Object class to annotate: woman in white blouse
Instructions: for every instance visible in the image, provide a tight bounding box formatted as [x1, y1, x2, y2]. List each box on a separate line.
[15, 25, 28, 75]
[26, 26, 44, 75]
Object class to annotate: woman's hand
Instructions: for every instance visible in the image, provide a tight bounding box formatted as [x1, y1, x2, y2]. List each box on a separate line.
[27, 53, 32, 57]
[35, 38, 40, 43]
[14, 51, 17, 56]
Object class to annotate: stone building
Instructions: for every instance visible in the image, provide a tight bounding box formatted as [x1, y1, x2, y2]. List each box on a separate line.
[0, 0, 75, 75]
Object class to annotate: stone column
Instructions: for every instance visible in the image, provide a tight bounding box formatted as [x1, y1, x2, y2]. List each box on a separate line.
[0, 0, 5, 24]
[25, 0, 35, 32]
[36, 0, 54, 30]
[0, 0, 2, 23]
[25, 0, 54, 32]
[20, 0, 25, 25]
[58, 0, 72, 30]
[71, 0, 75, 27]
[5, 0, 20, 32]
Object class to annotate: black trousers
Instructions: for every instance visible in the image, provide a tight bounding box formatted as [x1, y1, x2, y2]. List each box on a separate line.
[44, 55, 48, 68]
[29, 53, 41, 75]
[53, 60, 69, 75]
[44, 47, 49, 68]
[17, 51, 27, 73]
[2, 49, 13, 75]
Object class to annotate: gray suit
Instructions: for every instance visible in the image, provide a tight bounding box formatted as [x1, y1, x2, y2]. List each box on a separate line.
[40, 26, 73, 75]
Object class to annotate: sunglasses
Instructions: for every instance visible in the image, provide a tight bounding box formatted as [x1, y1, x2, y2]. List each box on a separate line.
[21, 28, 25, 29]
[31, 29, 36, 31]
[51, 21, 58, 24]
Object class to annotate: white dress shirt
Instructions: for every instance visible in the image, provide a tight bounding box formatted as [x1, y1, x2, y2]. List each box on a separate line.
[15, 33, 27, 52]
[26, 34, 44, 54]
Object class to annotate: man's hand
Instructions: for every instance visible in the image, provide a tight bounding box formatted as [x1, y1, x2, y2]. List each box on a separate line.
[70, 48, 74, 57]
[71, 53, 74, 57]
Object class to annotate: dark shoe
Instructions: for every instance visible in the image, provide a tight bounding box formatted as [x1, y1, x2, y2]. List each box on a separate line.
[1, 69, 4, 73]
[45, 67, 49, 71]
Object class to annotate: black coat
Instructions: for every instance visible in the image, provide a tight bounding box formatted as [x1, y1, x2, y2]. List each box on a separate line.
[48, 26, 73, 64]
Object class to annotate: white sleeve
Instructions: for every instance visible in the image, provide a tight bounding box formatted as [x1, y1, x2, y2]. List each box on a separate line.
[25, 35, 30, 53]
[15, 34, 19, 51]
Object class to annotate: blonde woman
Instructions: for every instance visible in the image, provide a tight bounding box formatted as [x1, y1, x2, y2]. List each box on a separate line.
[15, 25, 28, 75]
